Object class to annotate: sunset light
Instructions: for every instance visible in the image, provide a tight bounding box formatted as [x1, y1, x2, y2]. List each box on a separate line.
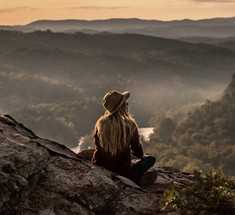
[0, 0, 235, 25]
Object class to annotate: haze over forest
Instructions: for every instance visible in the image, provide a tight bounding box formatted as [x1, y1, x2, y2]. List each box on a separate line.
[0, 16, 234, 176]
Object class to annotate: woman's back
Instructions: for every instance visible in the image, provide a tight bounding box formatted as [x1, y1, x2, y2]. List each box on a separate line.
[92, 120, 143, 176]
[91, 90, 155, 184]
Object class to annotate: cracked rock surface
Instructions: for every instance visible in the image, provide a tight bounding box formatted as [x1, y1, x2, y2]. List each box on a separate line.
[0, 114, 192, 215]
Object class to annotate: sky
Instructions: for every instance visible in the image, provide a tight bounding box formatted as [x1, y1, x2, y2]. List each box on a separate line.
[0, 0, 235, 25]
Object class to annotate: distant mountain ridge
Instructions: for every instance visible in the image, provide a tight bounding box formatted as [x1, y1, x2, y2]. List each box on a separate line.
[1, 17, 235, 38]
[27, 16, 235, 25]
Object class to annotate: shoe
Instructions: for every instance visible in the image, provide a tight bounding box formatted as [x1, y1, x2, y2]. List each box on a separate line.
[138, 168, 158, 186]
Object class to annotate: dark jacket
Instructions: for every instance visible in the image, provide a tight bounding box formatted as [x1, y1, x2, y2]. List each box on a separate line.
[91, 125, 143, 176]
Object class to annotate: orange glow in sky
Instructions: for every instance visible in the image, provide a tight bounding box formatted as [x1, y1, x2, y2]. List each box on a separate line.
[0, 0, 235, 25]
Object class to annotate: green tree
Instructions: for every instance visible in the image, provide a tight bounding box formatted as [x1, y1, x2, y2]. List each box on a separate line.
[160, 169, 235, 215]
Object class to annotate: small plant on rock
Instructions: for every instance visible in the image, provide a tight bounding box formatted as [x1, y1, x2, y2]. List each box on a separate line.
[160, 169, 235, 215]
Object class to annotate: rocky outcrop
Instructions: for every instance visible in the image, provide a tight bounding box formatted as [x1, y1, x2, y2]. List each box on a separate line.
[0, 115, 193, 215]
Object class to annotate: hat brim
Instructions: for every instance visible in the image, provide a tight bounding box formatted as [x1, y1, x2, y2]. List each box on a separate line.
[110, 91, 130, 114]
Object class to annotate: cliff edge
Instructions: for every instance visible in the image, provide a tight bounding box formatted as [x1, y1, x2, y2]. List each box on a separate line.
[0, 114, 193, 215]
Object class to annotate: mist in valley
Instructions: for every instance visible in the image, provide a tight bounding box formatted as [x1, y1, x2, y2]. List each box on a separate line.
[0, 19, 235, 176]
[0, 29, 233, 146]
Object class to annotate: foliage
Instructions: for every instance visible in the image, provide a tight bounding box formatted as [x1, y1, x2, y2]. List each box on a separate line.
[145, 80, 235, 176]
[1, 30, 232, 148]
[160, 169, 235, 215]
[0, 30, 234, 151]
[148, 103, 201, 144]
[12, 100, 102, 147]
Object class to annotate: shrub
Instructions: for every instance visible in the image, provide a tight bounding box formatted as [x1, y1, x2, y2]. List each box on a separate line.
[160, 169, 235, 215]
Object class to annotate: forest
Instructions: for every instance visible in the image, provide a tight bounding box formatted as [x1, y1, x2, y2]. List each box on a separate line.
[144, 75, 235, 176]
[0, 30, 234, 176]
[80, 75, 235, 176]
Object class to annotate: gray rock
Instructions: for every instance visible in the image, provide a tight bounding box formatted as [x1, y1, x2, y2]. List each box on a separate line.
[0, 114, 189, 214]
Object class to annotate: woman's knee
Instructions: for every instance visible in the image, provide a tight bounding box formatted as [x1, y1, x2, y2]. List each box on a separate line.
[141, 155, 156, 167]
[148, 155, 156, 166]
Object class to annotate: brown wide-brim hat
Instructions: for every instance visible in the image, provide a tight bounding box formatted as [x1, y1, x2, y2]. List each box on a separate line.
[102, 90, 130, 114]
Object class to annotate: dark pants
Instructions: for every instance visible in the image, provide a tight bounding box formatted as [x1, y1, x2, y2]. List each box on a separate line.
[128, 155, 156, 184]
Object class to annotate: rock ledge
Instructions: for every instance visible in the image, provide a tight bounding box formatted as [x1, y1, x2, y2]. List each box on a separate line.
[0, 115, 192, 215]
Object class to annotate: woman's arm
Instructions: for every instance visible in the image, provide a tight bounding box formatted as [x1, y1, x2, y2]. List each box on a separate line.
[129, 127, 144, 159]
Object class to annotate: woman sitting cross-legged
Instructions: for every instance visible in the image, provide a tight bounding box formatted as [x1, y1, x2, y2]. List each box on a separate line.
[91, 90, 157, 185]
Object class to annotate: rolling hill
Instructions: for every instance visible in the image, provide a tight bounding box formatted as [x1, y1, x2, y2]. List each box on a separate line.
[0, 30, 234, 147]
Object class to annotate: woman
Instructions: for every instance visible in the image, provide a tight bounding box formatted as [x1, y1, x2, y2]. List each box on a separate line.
[91, 90, 156, 185]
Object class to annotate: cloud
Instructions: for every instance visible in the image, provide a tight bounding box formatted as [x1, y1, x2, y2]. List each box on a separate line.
[191, 0, 235, 2]
[68, 6, 128, 10]
[0, 7, 38, 13]
[0, 6, 127, 14]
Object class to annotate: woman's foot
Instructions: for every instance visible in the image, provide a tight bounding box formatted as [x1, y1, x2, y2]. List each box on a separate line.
[138, 168, 158, 186]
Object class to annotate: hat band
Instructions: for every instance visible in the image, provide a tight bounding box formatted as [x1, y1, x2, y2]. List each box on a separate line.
[110, 95, 123, 113]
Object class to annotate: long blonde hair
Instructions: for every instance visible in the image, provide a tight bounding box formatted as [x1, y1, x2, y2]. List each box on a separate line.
[96, 102, 137, 156]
